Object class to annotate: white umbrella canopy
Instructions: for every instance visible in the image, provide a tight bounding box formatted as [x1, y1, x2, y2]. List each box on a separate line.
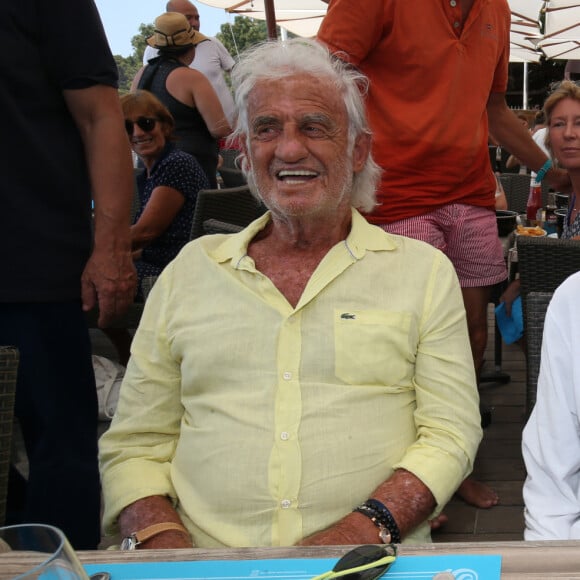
[539, 0, 580, 60]
[200, 0, 545, 59]
[539, 39, 580, 59]
[544, 0, 580, 41]
[507, 0, 544, 62]
[197, 0, 327, 37]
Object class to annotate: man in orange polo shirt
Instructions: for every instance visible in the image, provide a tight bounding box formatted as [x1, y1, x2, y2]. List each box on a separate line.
[318, 0, 569, 516]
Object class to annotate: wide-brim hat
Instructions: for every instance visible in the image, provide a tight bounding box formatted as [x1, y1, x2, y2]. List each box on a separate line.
[147, 12, 209, 50]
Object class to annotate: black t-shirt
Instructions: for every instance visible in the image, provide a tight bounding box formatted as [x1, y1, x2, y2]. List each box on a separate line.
[0, 0, 118, 301]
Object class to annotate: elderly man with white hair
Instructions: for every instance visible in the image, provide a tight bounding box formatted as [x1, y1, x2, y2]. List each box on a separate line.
[99, 39, 482, 550]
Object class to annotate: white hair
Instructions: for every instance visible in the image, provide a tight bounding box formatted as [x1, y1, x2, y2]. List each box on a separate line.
[227, 39, 381, 213]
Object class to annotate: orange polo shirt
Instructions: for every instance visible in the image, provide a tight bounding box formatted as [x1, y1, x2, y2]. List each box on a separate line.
[318, 0, 511, 224]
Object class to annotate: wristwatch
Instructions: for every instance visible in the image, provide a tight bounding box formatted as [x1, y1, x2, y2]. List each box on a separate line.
[120, 522, 189, 550]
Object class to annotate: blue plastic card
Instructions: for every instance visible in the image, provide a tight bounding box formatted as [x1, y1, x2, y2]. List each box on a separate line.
[85, 553, 501, 580]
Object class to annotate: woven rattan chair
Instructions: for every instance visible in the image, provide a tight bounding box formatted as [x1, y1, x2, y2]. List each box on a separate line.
[190, 185, 267, 240]
[500, 172, 551, 215]
[501, 173, 531, 214]
[524, 292, 553, 417]
[517, 236, 580, 297]
[219, 148, 242, 170]
[202, 219, 244, 235]
[218, 166, 247, 188]
[517, 236, 580, 414]
[0, 346, 19, 525]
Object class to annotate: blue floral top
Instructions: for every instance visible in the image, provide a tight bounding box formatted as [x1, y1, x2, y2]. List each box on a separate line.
[563, 193, 580, 239]
[134, 143, 209, 295]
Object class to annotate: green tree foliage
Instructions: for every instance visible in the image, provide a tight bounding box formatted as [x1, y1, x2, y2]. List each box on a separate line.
[131, 23, 155, 64]
[216, 16, 271, 60]
[113, 23, 154, 94]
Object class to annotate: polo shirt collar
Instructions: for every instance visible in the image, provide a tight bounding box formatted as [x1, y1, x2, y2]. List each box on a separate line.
[209, 207, 399, 268]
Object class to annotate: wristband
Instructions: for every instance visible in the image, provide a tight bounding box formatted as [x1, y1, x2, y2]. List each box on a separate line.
[535, 158, 553, 183]
[354, 499, 401, 544]
[120, 522, 189, 550]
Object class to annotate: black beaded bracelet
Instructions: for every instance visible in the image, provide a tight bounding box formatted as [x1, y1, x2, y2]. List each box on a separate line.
[354, 499, 401, 544]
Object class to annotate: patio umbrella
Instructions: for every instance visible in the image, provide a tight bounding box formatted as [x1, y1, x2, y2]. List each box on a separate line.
[196, 0, 327, 39]
[538, 0, 580, 60]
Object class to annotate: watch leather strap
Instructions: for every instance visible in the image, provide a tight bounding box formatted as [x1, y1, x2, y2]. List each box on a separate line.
[121, 522, 189, 550]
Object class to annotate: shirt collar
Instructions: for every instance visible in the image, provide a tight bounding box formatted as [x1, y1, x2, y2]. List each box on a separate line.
[209, 207, 399, 268]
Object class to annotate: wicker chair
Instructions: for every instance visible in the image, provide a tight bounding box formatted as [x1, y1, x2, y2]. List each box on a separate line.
[517, 236, 580, 297]
[190, 185, 267, 240]
[219, 148, 242, 170]
[0, 346, 19, 526]
[517, 236, 580, 414]
[501, 173, 531, 214]
[500, 172, 551, 215]
[218, 166, 247, 188]
[523, 292, 553, 417]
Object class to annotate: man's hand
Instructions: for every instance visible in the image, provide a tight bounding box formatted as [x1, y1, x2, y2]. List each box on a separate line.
[499, 279, 521, 318]
[64, 84, 136, 328]
[81, 246, 136, 327]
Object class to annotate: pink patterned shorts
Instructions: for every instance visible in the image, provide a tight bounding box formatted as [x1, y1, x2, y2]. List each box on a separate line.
[380, 204, 507, 288]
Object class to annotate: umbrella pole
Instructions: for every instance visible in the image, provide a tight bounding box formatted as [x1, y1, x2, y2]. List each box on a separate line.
[265, 0, 277, 39]
[523, 61, 528, 110]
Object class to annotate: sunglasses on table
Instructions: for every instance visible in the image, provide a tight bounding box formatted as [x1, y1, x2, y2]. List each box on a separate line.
[125, 116, 158, 135]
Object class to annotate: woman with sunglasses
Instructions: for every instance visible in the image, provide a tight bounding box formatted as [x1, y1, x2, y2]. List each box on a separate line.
[108, 89, 209, 365]
[132, 12, 231, 188]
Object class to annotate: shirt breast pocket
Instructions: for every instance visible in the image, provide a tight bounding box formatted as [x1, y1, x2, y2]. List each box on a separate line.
[334, 309, 416, 389]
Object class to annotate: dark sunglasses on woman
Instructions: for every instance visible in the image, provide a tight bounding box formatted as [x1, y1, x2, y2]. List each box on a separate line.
[125, 117, 158, 135]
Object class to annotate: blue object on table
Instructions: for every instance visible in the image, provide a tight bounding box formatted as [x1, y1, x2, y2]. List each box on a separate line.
[495, 295, 524, 344]
[84, 553, 502, 580]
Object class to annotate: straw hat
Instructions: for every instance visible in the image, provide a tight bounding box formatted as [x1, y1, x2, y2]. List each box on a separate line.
[147, 12, 208, 50]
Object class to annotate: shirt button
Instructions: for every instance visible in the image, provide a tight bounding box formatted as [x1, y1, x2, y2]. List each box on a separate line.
[283, 372, 292, 380]
[280, 431, 290, 441]
[281, 499, 291, 509]
[453, 21, 460, 28]
[450, 0, 456, 6]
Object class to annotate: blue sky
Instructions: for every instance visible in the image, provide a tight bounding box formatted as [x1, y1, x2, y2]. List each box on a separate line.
[94, 0, 233, 57]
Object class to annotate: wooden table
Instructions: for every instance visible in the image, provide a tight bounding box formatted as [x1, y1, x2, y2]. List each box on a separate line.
[4, 541, 580, 579]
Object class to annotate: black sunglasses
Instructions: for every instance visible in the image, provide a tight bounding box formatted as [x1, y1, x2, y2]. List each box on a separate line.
[311, 544, 397, 580]
[125, 116, 158, 135]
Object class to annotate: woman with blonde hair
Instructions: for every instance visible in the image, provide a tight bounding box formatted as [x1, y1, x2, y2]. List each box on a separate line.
[522, 79, 580, 540]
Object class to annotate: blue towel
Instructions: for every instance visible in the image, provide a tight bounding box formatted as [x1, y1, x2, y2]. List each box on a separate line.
[495, 296, 523, 345]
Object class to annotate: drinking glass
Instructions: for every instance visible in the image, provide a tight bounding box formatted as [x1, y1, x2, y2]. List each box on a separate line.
[0, 524, 89, 579]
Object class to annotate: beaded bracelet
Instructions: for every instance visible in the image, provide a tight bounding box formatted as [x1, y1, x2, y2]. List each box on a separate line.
[354, 498, 401, 544]
[535, 158, 553, 183]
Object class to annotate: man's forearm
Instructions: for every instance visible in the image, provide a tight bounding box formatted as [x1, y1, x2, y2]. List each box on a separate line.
[299, 469, 435, 545]
[119, 495, 193, 549]
[64, 84, 134, 246]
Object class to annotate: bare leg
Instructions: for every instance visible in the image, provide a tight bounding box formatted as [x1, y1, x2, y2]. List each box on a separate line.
[456, 286, 499, 509]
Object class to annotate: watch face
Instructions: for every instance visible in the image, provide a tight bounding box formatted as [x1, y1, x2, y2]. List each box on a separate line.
[120, 536, 136, 550]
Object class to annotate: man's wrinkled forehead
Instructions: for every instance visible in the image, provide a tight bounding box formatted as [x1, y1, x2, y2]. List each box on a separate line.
[246, 75, 346, 122]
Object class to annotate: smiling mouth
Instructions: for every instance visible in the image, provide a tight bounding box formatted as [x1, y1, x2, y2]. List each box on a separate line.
[132, 137, 154, 145]
[276, 169, 318, 183]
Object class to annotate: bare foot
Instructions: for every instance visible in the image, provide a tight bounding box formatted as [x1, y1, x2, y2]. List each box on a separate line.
[456, 477, 499, 508]
[429, 513, 449, 530]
